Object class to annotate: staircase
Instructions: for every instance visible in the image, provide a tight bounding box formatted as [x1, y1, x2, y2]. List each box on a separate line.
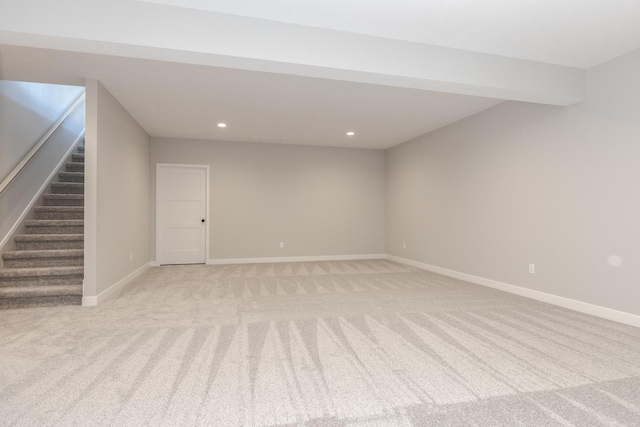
[0, 144, 84, 309]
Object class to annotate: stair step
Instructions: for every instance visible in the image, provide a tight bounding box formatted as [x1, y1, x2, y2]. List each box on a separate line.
[66, 162, 84, 172]
[0, 285, 82, 298]
[0, 266, 83, 288]
[25, 220, 83, 235]
[14, 234, 84, 250]
[58, 172, 84, 183]
[51, 182, 84, 194]
[0, 285, 82, 309]
[2, 249, 84, 268]
[0, 296, 82, 309]
[0, 284, 83, 297]
[0, 266, 83, 278]
[0, 141, 86, 310]
[43, 194, 84, 206]
[35, 206, 84, 220]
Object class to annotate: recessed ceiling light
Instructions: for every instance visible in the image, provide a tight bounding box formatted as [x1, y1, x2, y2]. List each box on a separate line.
[217, 123, 227, 128]
[346, 131, 355, 136]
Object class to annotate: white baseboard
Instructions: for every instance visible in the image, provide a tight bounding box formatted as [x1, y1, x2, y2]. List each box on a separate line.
[149, 261, 160, 267]
[83, 253, 640, 328]
[207, 254, 386, 265]
[82, 262, 150, 306]
[386, 254, 640, 328]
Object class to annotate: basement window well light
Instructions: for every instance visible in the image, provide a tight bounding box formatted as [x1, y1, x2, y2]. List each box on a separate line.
[217, 123, 227, 128]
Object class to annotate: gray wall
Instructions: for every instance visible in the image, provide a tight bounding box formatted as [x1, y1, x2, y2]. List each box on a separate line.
[386, 48, 640, 316]
[84, 80, 150, 297]
[150, 138, 385, 261]
[0, 80, 83, 180]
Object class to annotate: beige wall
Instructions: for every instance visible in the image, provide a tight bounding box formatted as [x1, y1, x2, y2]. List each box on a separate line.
[386, 48, 640, 316]
[85, 80, 150, 297]
[150, 138, 385, 261]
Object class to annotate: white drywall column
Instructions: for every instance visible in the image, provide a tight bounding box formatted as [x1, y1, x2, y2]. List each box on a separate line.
[83, 79, 98, 301]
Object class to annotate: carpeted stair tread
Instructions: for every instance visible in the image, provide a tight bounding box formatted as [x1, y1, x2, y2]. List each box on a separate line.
[2, 248, 84, 267]
[0, 266, 83, 278]
[51, 182, 84, 194]
[36, 206, 84, 212]
[35, 206, 84, 218]
[0, 266, 83, 288]
[43, 197, 84, 208]
[26, 220, 84, 226]
[3, 249, 84, 260]
[71, 153, 85, 162]
[14, 234, 83, 242]
[65, 162, 84, 172]
[25, 219, 83, 235]
[35, 206, 84, 219]
[77, 145, 85, 153]
[0, 295, 82, 309]
[51, 182, 84, 188]
[43, 193, 84, 199]
[0, 284, 83, 299]
[14, 234, 84, 250]
[58, 172, 85, 182]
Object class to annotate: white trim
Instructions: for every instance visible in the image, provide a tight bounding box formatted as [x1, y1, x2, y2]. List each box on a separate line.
[0, 131, 85, 251]
[149, 261, 160, 267]
[386, 255, 640, 328]
[207, 254, 386, 265]
[82, 262, 151, 306]
[156, 163, 209, 265]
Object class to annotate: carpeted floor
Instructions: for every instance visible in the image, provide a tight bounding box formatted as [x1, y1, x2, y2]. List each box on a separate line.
[1, 259, 640, 426]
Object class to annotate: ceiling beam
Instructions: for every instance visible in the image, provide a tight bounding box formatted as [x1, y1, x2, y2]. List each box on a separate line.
[0, 0, 585, 105]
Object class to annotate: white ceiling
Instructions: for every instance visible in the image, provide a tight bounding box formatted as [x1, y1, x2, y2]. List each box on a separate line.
[0, 46, 502, 149]
[2, 0, 640, 149]
[138, 0, 640, 68]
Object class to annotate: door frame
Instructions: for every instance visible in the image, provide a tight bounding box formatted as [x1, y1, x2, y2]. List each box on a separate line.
[156, 163, 210, 265]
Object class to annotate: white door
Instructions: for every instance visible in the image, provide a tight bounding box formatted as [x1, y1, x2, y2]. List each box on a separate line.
[157, 164, 208, 265]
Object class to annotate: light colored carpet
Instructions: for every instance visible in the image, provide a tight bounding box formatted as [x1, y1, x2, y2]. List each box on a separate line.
[1, 259, 640, 426]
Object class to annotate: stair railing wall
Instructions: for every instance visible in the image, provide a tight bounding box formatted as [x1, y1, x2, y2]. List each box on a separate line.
[0, 95, 86, 254]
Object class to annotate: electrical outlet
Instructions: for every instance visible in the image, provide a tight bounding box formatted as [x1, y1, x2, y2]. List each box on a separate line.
[529, 263, 535, 274]
[403, 243, 407, 249]
[280, 242, 284, 249]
